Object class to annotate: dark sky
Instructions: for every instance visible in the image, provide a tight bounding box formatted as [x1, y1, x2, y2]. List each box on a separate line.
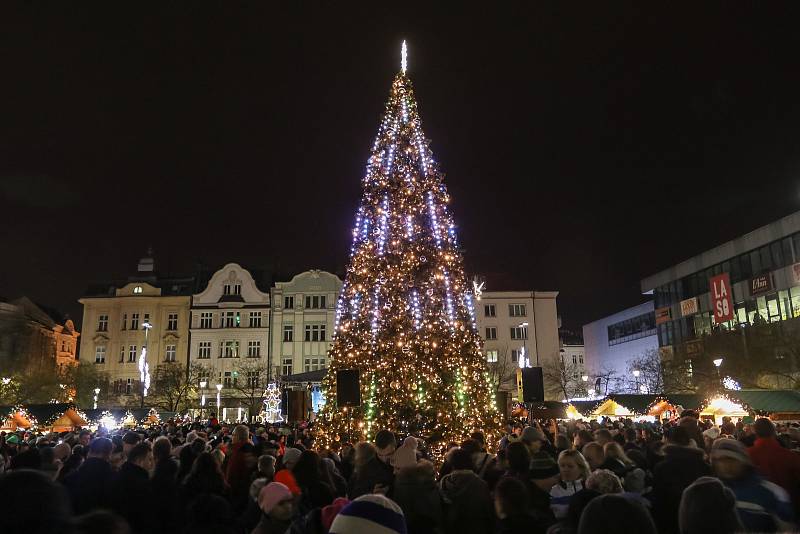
[3, 3, 800, 331]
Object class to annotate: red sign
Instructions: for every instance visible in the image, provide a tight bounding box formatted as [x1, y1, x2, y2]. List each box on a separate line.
[710, 273, 734, 324]
[655, 306, 672, 325]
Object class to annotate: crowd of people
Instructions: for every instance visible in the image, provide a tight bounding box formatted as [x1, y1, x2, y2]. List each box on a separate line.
[0, 410, 799, 534]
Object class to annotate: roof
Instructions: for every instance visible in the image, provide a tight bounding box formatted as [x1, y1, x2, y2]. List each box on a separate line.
[728, 389, 800, 413]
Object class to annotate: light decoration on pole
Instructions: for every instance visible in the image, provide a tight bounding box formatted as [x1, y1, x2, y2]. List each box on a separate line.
[93, 388, 100, 410]
[216, 383, 222, 415]
[262, 382, 284, 424]
[722, 376, 741, 390]
[139, 321, 153, 398]
[317, 42, 503, 454]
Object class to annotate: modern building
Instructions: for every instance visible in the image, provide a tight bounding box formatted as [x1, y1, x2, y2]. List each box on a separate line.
[269, 270, 343, 380]
[0, 296, 79, 374]
[641, 210, 800, 388]
[78, 252, 194, 405]
[582, 301, 658, 394]
[189, 263, 271, 415]
[475, 289, 561, 400]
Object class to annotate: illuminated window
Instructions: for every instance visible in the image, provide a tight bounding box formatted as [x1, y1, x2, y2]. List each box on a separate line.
[486, 350, 498, 363]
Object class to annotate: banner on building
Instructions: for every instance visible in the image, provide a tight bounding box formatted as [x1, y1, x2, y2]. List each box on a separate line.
[750, 274, 773, 296]
[792, 263, 800, 285]
[680, 297, 698, 317]
[655, 306, 672, 325]
[710, 273, 734, 323]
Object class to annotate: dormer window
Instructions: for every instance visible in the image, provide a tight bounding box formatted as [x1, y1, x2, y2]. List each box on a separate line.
[133, 286, 143, 294]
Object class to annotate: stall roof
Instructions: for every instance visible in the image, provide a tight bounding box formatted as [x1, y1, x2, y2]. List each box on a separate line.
[729, 389, 800, 413]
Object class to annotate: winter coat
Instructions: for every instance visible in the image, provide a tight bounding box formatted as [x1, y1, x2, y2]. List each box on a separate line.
[62, 457, 115, 515]
[348, 456, 394, 499]
[549, 479, 585, 519]
[748, 436, 800, 509]
[393, 465, 444, 534]
[649, 445, 710, 534]
[286, 508, 325, 534]
[722, 470, 795, 533]
[151, 457, 180, 533]
[440, 470, 494, 534]
[108, 462, 154, 533]
[298, 480, 334, 516]
[251, 514, 291, 534]
[495, 512, 548, 534]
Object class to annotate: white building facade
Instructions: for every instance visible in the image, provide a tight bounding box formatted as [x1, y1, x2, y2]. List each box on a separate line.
[269, 270, 343, 379]
[190, 263, 271, 409]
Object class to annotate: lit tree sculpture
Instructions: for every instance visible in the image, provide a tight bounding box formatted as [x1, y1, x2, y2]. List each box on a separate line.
[318, 43, 502, 453]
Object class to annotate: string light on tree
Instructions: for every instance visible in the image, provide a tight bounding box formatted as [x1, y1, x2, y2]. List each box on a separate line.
[317, 42, 502, 455]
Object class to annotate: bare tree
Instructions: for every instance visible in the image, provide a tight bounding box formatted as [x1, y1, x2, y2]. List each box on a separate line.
[230, 359, 270, 421]
[592, 366, 619, 397]
[485, 346, 517, 395]
[151, 362, 210, 412]
[542, 353, 582, 400]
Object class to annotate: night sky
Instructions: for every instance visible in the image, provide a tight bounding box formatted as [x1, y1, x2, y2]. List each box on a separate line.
[3, 3, 800, 331]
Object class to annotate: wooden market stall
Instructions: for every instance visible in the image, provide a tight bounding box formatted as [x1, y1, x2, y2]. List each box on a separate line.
[0, 406, 35, 431]
[647, 394, 702, 421]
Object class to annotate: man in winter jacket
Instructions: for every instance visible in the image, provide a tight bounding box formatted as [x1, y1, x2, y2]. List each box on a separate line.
[649, 426, 710, 534]
[108, 442, 155, 533]
[440, 449, 494, 534]
[63, 437, 116, 515]
[748, 418, 800, 511]
[348, 430, 396, 499]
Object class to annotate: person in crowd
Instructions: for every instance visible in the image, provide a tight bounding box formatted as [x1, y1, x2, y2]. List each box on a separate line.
[393, 436, 419, 473]
[521, 426, 550, 461]
[678, 476, 743, 534]
[339, 442, 356, 482]
[747, 417, 800, 510]
[550, 449, 591, 519]
[599, 442, 633, 478]
[293, 449, 335, 513]
[440, 448, 494, 534]
[622, 428, 640, 452]
[711, 438, 795, 532]
[392, 459, 443, 534]
[73, 510, 133, 534]
[322, 457, 348, 498]
[182, 451, 229, 502]
[274, 447, 302, 495]
[581, 442, 604, 471]
[0, 469, 74, 534]
[38, 444, 61, 480]
[151, 436, 179, 534]
[585, 469, 622, 494]
[108, 442, 155, 533]
[554, 434, 571, 455]
[529, 451, 560, 528]
[57, 448, 84, 482]
[254, 454, 276, 483]
[349, 431, 396, 498]
[577, 494, 656, 534]
[252, 481, 295, 534]
[63, 436, 115, 515]
[573, 430, 594, 451]
[286, 496, 351, 534]
[226, 424, 256, 512]
[328, 493, 407, 534]
[494, 476, 543, 534]
[592, 429, 612, 447]
[720, 416, 736, 436]
[546, 489, 601, 534]
[677, 411, 704, 447]
[650, 426, 710, 534]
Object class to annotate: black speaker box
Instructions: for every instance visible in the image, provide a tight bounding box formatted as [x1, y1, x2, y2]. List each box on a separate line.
[336, 369, 361, 407]
[521, 367, 544, 402]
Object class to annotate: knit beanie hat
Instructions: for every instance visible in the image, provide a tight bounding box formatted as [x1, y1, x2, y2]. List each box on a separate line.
[329, 494, 407, 534]
[257, 482, 293, 514]
[274, 468, 301, 495]
[521, 426, 546, 443]
[710, 438, 750, 464]
[702, 427, 720, 440]
[678, 476, 742, 534]
[577, 494, 656, 534]
[321, 497, 351, 531]
[53, 442, 71, 461]
[282, 447, 302, 468]
[529, 452, 559, 480]
[393, 437, 418, 471]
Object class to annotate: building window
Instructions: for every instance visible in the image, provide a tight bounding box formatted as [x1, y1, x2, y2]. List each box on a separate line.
[247, 341, 261, 358]
[510, 326, 527, 340]
[579, 354, 584, 365]
[220, 340, 239, 358]
[167, 313, 178, 331]
[305, 295, 327, 309]
[509, 304, 526, 317]
[572, 354, 577, 365]
[126, 378, 133, 394]
[511, 349, 521, 362]
[247, 371, 259, 388]
[249, 312, 262, 328]
[486, 350, 499, 363]
[304, 324, 326, 342]
[198, 341, 211, 359]
[94, 346, 106, 364]
[607, 312, 657, 346]
[165, 344, 176, 362]
[304, 357, 326, 372]
[97, 314, 108, 332]
[143, 313, 150, 326]
[119, 346, 125, 363]
[128, 345, 137, 362]
[131, 313, 139, 330]
[122, 313, 127, 330]
[223, 284, 231, 295]
[223, 371, 234, 388]
[282, 358, 293, 376]
[485, 327, 497, 340]
[133, 286, 143, 294]
[200, 312, 213, 329]
[221, 311, 239, 328]
[283, 325, 293, 342]
[284, 296, 294, 309]
[484, 304, 496, 317]
[234, 284, 241, 295]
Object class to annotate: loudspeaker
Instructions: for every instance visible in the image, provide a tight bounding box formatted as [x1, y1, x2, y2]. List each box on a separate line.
[336, 369, 361, 407]
[287, 390, 308, 422]
[521, 367, 544, 402]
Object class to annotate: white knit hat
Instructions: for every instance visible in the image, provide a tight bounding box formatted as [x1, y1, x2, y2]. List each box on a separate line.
[329, 494, 407, 534]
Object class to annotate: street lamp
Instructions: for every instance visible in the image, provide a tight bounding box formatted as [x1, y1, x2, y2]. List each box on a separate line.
[713, 358, 723, 383]
[93, 387, 100, 409]
[632, 369, 640, 393]
[518, 322, 530, 367]
[216, 383, 223, 420]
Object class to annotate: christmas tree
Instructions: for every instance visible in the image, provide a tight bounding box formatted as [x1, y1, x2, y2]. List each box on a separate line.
[318, 43, 502, 453]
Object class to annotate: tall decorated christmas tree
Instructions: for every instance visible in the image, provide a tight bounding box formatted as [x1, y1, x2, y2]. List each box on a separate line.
[317, 43, 502, 453]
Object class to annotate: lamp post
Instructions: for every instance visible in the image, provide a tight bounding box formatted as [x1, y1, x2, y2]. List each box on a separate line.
[713, 358, 723, 386]
[216, 383, 223, 420]
[139, 321, 153, 408]
[633, 369, 641, 394]
[519, 322, 529, 367]
[93, 387, 100, 410]
[200, 380, 207, 419]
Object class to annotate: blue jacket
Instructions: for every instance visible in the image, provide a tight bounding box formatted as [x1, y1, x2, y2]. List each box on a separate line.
[724, 471, 795, 533]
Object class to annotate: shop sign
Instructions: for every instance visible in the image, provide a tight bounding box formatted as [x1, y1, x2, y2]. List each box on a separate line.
[680, 297, 698, 317]
[749, 274, 773, 296]
[710, 273, 734, 323]
[655, 306, 672, 325]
